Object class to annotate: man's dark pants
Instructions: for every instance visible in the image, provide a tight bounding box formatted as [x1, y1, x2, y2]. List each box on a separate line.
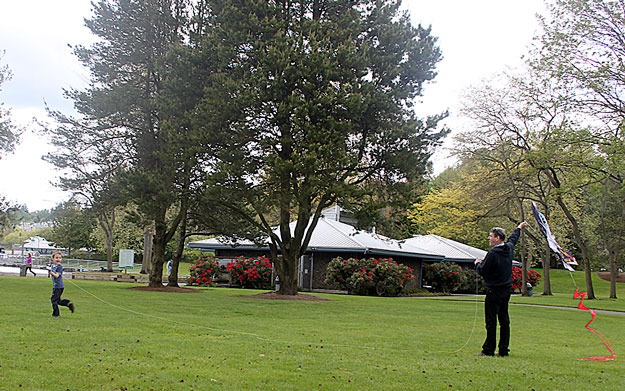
[482, 284, 511, 356]
[51, 288, 70, 316]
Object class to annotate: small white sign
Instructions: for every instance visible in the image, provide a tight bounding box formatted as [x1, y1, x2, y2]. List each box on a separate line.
[119, 249, 135, 269]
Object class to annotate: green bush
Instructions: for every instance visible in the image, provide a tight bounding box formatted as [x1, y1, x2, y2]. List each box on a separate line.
[423, 262, 466, 294]
[456, 268, 486, 294]
[325, 257, 361, 292]
[325, 257, 414, 296]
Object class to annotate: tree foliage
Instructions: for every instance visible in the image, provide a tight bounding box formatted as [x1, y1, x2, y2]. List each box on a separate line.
[526, 0, 625, 298]
[0, 197, 25, 236]
[43, 1, 447, 293]
[193, 0, 447, 294]
[533, 0, 625, 121]
[429, 0, 625, 300]
[46, 0, 197, 286]
[0, 51, 20, 158]
[0, 52, 23, 233]
[49, 200, 97, 256]
[408, 182, 485, 248]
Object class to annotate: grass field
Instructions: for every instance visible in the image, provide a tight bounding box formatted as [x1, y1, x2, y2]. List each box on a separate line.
[1, 269, 623, 390]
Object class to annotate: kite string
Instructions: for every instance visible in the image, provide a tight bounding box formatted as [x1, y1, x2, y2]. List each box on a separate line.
[70, 279, 484, 355]
[449, 275, 480, 354]
[568, 270, 577, 288]
[67, 279, 399, 352]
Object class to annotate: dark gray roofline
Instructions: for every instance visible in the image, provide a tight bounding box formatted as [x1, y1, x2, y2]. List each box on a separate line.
[188, 243, 265, 251]
[431, 258, 476, 263]
[189, 242, 443, 260]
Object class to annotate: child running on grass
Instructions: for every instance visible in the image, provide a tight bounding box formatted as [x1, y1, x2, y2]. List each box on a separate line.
[48, 251, 75, 317]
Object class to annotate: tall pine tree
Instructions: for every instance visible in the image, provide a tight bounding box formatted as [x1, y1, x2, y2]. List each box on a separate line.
[46, 0, 196, 286]
[193, 0, 447, 294]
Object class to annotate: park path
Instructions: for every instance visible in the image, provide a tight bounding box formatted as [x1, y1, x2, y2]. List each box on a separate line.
[412, 294, 625, 317]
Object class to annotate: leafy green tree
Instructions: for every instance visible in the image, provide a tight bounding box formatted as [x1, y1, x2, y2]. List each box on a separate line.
[49, 200, 97, 256]
[87, 203, 145, 262]
[592, 178, 624, 298]
[44, 120, 126, 271]
[533, 0, 625, 121]
[0, 198, 25, 236]
[0, 52, 23, 233]
[28, 209, 53, 223]
[527, 0, 625, 298]
[408, 183, 485, 248]
[193, 0, 447, 295]
[454, 72, 595, 296]
[0, 51, 20, 158]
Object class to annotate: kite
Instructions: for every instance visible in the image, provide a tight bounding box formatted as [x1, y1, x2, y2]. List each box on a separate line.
[531, 202, 616, 361]
[530, 202, 578, 272]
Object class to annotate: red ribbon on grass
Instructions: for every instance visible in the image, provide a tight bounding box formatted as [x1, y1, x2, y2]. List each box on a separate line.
[573, 288, 617, 362]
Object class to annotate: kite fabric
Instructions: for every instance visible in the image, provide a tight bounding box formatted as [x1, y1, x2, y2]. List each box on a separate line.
[530, 202, 578, 272]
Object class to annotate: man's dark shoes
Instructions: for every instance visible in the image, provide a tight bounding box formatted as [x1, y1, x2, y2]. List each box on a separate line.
[68, 302, 75, 313]
[476, 351, 494, 356]
[497, 352, 509, 357]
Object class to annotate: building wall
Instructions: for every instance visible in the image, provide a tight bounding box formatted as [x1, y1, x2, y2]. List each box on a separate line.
[307, 252, 424, 291]
[213, 248, 426, 291]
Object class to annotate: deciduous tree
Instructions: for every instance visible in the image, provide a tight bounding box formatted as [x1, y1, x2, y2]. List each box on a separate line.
[49, 200, 97, 257]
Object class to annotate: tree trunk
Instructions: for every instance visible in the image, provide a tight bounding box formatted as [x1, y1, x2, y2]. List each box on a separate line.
[141, 227, 153, 275]
[105, 233, 113, 272]
[554, 196, 595, 299]
[582, 257, 595, 299]
[98, 211, 115, 272]
[275, 253, 299, 295]
[542, 244, 553, 295]
[609, 251, 618, 299]
[168, 212, 187, 287]
[148, 220, 167, 287]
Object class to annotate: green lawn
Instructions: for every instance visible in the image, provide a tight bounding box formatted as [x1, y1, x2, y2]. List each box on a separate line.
[1, 270, 623, 390]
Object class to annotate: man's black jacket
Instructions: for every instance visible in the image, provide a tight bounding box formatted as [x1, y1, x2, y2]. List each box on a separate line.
[476, 228, 521, 287]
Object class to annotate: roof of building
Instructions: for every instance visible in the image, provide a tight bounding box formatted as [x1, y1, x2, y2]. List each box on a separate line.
[189, 217, 444, 260]
[22, 236, 60, 250]
[403, 234, 487, 263]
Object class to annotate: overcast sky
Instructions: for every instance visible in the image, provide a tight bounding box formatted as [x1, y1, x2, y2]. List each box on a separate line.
[0, 0, 546, 211]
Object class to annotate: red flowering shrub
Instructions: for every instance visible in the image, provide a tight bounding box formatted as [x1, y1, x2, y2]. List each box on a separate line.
[227, 256, 273, 289]
[187, 256, 221, 286]
[423, 262, 466, 294]
[511, 266, 541, 292]
[325, 257, 414, 296]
